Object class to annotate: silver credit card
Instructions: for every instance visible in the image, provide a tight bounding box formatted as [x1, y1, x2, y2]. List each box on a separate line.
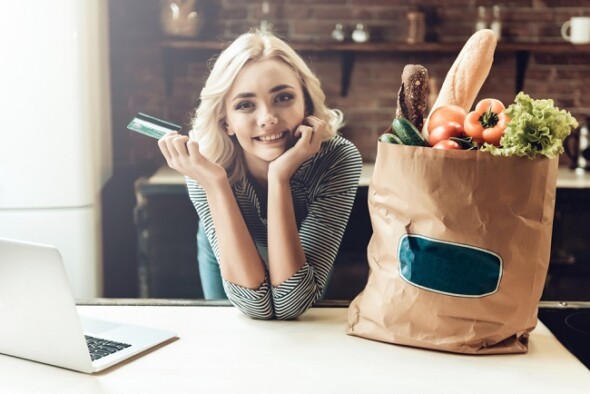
[127, 113, 182, 139]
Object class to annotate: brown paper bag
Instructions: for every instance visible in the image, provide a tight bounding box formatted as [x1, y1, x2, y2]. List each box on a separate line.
[347, 142, 559, 354]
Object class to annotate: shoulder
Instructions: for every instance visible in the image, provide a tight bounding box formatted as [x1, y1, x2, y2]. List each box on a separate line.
[316, 134, 362, 166]
[322, 134, 360, 154]
[318, 134, 363, 174]
[294, 135, 362, 186]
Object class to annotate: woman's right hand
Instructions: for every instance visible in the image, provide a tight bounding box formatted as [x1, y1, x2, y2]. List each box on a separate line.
[158, 131, 228, 190]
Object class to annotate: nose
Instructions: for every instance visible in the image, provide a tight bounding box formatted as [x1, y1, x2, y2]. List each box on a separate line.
[258, 108, 278, 129]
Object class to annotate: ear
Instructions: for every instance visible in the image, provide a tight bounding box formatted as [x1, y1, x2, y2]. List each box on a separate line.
[224, 122, 235, 136]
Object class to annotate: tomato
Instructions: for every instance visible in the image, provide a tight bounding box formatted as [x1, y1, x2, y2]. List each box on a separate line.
[433, 139, 462, 150]
[428, 122, 464, 146]
[427, 105, 467, 133]
[463, 98, 509, 146]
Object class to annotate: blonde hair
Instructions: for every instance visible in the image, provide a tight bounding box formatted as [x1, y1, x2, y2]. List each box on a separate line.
[190, 30, 344, 185]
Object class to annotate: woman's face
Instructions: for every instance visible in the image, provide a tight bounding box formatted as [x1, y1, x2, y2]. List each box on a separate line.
[224, 58, 306, 174]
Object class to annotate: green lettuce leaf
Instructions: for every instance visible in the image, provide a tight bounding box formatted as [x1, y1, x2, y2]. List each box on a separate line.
[481, 92, 578, 159]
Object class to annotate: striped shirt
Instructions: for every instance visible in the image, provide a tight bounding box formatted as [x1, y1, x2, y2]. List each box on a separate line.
[186, 135, 362, 319]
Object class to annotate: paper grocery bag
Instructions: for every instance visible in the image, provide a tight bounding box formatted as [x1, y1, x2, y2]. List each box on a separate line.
[347, 142, 559, 354]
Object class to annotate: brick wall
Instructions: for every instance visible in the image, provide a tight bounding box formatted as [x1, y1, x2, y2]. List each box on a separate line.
[110, 0, 590, 166]
[104, 0, 589, 296]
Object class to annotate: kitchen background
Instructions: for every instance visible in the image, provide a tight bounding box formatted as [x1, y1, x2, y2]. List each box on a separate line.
[104, 0, 590, 297]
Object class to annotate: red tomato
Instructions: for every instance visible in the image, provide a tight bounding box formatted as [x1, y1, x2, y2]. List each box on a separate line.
[428, 122, 464, 146]
[427, 105, 467, 133]
[433, 139, 462, 150]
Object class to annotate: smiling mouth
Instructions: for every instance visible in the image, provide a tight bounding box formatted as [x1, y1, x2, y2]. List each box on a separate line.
[255, 131, 287, 142]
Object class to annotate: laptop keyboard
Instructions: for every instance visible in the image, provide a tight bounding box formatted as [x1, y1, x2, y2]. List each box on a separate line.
[85, 335, 132, 361]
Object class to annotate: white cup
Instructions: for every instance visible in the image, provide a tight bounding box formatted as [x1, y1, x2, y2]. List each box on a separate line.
[561, 16, 590, 44]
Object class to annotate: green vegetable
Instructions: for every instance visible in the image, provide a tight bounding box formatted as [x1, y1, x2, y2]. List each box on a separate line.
[379, 132, 403, 144]
[391, 117, 429, 147]
[481, 92, 578, 159]
[449, 136, 478, 150]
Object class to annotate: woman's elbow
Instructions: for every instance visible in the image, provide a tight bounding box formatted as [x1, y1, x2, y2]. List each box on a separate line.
[235, 303, 274, 320]
[274, 297, 317, 320]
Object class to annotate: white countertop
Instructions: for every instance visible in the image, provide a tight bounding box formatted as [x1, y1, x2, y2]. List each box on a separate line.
[0, 305, 588, 393]
[146, 163, 590, 188]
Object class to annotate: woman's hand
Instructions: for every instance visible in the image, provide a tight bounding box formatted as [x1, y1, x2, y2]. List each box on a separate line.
[269, 116, 325, 182]
[158, 131, 227, 191]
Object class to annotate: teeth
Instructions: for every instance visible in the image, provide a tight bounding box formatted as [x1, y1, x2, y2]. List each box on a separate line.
[258, 132, 285, 141]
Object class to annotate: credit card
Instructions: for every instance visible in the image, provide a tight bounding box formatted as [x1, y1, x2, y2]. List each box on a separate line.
[127, 113, 182, 139]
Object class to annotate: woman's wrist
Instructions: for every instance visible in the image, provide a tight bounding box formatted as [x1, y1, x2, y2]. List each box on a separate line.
[268, 160, 298, 183]
[267, 166, 292, 185]
[198, 172, 231, 194]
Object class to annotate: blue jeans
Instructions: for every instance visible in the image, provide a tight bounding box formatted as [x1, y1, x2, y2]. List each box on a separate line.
[197, 225, 227, 299]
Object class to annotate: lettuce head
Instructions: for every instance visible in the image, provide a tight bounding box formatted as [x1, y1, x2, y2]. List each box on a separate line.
[481, 92, 578, 159]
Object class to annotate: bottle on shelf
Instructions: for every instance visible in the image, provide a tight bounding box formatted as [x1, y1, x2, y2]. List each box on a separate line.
[260, 1, 272, 33]
[490, 5, 502, 41]
[475, 6, 488, 32]
[331, 23, 346, 42]
[406, 11, 426, 44]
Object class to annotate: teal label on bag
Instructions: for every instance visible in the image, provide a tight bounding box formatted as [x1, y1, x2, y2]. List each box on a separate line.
[398, 234, 502, 298]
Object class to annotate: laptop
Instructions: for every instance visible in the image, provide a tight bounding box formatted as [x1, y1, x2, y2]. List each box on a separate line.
[0, 237, 177, 373]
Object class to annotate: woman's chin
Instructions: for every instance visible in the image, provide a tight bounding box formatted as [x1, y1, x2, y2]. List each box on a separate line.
[260, 149, 286, 163]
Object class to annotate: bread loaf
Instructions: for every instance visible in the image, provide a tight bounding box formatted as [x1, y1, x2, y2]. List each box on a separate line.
[423, 29, 497, 135]
[395, 64, 429, 131]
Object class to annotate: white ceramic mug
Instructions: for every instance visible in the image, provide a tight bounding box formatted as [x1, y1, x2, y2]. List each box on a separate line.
[561, 16, 590, 44]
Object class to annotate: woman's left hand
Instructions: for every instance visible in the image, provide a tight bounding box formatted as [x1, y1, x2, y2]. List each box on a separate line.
[269, 116, 325, 182]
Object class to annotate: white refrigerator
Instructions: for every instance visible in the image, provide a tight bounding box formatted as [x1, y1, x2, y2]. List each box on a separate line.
[0, 0, 112, 298]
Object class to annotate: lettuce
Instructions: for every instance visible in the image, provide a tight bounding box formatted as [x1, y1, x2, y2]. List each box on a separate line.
[481, 92, 578, 159]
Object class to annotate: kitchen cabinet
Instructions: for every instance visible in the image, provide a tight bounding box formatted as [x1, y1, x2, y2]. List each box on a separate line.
[134, 176, 200, 299]
[159, 40, 590, 96]
[545, 188, 590, 300]
[134, 165, 590, 300]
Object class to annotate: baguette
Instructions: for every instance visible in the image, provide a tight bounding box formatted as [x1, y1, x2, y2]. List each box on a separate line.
[423, 29, 497, 135]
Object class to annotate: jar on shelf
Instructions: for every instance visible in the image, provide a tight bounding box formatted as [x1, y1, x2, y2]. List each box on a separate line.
[475, 5, 488, 32]
[490, 5, 502, 40]
[352, 24, 370, 43]
[160, 0, 204, 38]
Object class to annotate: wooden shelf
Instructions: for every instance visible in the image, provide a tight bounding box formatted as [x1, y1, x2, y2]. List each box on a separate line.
[160, 39, 590, 53]
[159, 40, 590, 96]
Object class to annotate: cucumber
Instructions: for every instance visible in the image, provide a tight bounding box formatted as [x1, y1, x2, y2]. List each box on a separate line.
[379, 132, 403, 144]
[391, 117, 429, 147]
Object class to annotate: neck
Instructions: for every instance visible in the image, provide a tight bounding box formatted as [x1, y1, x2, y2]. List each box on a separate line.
[249, 171, 268, 188]
[244, 156, 269, 187]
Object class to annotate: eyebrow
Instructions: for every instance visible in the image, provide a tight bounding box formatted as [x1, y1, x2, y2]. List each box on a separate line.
[231, 84, 295, 101]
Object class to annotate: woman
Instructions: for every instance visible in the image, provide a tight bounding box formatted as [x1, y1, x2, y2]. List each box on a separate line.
[158, 30, 362, 319]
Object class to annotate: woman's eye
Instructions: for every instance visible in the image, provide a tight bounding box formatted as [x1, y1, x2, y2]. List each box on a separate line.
[235, 101, 254, 111]
[275, 93, 293, 104]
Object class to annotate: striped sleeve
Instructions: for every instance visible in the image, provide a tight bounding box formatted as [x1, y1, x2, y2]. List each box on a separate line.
[185, 178, 275, 319]
[222, 275, 274, 319]
[271, 138, 363, 319]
